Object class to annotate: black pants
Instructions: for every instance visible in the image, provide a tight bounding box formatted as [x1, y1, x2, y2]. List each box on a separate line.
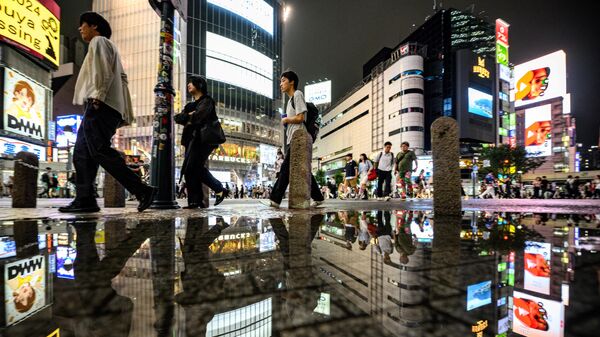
[184, 143, 224, 205]
[270, 146, 324, 204]
[376, 169, 392, 197]
[73, 102, 146, 199]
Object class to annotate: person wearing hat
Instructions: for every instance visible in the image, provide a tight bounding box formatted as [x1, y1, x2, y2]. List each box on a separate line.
[60, 12, 156, 213]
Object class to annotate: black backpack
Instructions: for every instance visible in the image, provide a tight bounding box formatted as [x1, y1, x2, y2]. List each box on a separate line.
[290, 99, 320, 142]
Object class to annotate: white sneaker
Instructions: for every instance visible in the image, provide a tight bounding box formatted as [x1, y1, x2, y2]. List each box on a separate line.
[259, 199, 280, 208]
[310, 200, 323, 207]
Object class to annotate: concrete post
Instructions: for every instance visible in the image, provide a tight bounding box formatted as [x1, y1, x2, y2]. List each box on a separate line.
[12, 151, 39, 208]
[103, 170, 126, 207]
[288, 129, 312, 209]
[431, 117, 461, 217]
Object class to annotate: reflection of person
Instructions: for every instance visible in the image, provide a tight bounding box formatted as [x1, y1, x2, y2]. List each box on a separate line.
[516, 67, 550, 101]
[13, 282, 36, 313]
[375, 211, 394, 264]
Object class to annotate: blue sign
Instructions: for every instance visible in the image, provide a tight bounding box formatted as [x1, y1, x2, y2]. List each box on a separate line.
[55, 115, 82, 148]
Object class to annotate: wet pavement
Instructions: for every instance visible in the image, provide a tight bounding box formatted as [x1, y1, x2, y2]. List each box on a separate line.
[1, 204, 599, 336]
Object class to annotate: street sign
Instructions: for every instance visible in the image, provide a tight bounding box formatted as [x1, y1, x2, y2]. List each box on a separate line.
[149, 0, 188, 20]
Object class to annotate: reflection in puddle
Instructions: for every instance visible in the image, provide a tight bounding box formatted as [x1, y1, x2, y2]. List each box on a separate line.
[0, 211, 598, 336]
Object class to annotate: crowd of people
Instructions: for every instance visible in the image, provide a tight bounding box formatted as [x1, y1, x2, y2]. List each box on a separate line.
[478, 173, 600, 199]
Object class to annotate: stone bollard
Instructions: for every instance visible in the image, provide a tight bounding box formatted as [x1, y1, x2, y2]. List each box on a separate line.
[104, 170, 126, 207]
[288, 129, 312, 209]
[431, 117, 461, 217]
[12, 151, 39, 208]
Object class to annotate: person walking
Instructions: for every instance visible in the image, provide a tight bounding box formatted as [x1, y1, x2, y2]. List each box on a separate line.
[274, 149, 284, 179]
[533, 177, 542, 199]
[358, 153, 373, 200]
[593, 175, 600, 199]
[374, 142, 394, 201]
[343, 153, 359, 199]
[174, 76, 229, 209]
[39, 167, 52, 198]
[479, 172, 497, 199]
[540, 176, 549, 199]
[394, 141, 418, 200]
[60, 12, 156, 213]
[261, 71, 324, 208]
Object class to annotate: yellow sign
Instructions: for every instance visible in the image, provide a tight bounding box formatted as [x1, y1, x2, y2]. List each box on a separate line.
[473, 57, 490, 79]
[471, 320, 488, 337]
[47, 328, 60, 337]
[0, 0, 61, 67]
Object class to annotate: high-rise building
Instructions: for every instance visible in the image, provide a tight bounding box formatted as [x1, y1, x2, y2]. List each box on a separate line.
[186, 0, 284, 186]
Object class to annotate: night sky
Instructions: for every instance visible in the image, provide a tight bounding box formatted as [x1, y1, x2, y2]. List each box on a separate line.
[282, 0, 599, 147]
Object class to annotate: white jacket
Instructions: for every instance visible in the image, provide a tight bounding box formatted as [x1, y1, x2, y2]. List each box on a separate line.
[73, 36, 134, 126]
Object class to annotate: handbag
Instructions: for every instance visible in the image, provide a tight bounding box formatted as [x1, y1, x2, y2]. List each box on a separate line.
[200, 119, 226, 145]
[367, 169, 377, 181]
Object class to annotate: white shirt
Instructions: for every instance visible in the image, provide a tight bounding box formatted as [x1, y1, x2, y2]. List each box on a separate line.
[376, 152, 394, 171]
[286, 90, 308, 145]
[73, 36, 134, 126]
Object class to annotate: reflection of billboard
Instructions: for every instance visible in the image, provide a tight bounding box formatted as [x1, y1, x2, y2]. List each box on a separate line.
[305, 80, 332, 105]
[410, 218, 433, 242]
[514, 51, 566, 107]
[0, 136, 46, 160]
[4, 255, 46, 326]
[524, 241, 551, 295]
[0, 236, 17, 259]
[2, 67, 48, 140]
[467, 280, 492, 311]
[207, 297, 272, 336]
[55, 115, 82, 147]
[512, 290, 564, 337]
[259, 230, 276, 252]
[314, 293, 331, 316]
[524, 105, 552, 157]
[468, 88, 493, 118]
[56, 246, 76, 280]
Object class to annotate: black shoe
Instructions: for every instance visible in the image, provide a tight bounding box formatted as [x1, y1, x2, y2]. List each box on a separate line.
[183, 202, 205, 209]
[58, 199, 100, 213]
[214, 190, 229, 206]
[137, 186, 157, 212]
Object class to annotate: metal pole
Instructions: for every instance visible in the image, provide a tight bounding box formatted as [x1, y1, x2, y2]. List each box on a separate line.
[150, 0, 179, 209]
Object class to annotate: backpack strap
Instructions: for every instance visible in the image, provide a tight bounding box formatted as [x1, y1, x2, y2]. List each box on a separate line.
[290, 96, 295, 110]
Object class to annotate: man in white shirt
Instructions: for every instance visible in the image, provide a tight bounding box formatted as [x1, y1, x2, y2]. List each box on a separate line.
[374, 141, 394, 201]
[59, 12, 156, 213]
[260, 71, 324, 208]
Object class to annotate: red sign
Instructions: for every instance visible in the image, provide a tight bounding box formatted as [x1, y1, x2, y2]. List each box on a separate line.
[400, 44, 409, 56]
[496, 19, 509, 46]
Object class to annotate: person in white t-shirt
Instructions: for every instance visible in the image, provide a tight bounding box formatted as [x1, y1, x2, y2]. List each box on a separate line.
[374, 141, 394, 201]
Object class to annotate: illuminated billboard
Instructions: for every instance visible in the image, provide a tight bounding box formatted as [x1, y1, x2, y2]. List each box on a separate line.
[56, 246, 76, 280]
[208, 0, 274, 35]
[305, 80, 332, 105]
[206, 32, 273, 98]
[512, 290, 564, 337]
[259, 144, 277, 165]
[0, 136, 46, 161]
[0, 0, 60, 67]
[468, 88, 493, 118]
[524, 105, 552, 157]
[4, 255, 46, 326]
[524, 241, 552, 295]
[467, 280, 492, 311]
[55, 115, 82, 148]
[2, 67, 48, 140]
[514, 51, 566, 107]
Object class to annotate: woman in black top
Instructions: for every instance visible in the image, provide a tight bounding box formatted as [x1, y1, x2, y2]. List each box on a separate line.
[174, 76, 228, 208]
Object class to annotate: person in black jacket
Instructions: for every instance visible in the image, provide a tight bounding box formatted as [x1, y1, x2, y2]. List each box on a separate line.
[174, 76, 228, 208]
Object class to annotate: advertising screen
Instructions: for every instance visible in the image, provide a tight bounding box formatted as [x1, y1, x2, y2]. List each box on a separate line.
[524, 105, 552, 157]
[524, 241, 552, 295]
[513, 51, 567, 107]
[207, 297, 272, 335]
[206, 32, 273, 98]
[468, 88, 493, 118]
[259, 144, 277, 165]
[512, 290, 564, 337]
[55, 115, 82, 148]
[56, 246, 76, 280]
[4, 255, 46, 326]
[410, 218, 433, 242]
[0, 136, 46, 160]
[259, 230, 276, 252]
[305, 80, 332, 105]
[314, 293, 331, 316]
[0, 236, 17, 259]
[467, 280, 492, 311]
[0, 0, 60, 67]
[3, 67, 48, 140]
[208, 0, 273, 35]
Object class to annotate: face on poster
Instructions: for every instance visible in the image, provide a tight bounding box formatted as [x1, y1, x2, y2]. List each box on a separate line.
[512, 290, 564, 337]
[4, 255, 46, 326]
[513, 51, 566, 107]
[524, 241, 552, 295]
[3, 67, 48, 140]
[524, 105, 552, 157]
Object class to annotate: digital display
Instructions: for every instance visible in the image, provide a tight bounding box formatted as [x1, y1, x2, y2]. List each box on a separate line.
[2, 67, 49, 140]
[513, 50, 567, 107]
[512, 290, 564, 337]
[259, 144, 277, 165]
[410, 218, 433, 242]
[208, 0, 274, 35]
[4, 255, 46, 326]
[206, 297, 272, 335]
[56, 246, 76, 280]
[524, 105, 552, 157]
[55, 115, 82, 148]
[0, 136, 46, 160]
[0, 236, 17, 259]
[305, 80, 332, 105]
[259, 230, 276, 252]
[468, 88, 493, 118]
[206, 32, 273, 98]
[467, 280, 492, 311]
[524, 241, 552, 295]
